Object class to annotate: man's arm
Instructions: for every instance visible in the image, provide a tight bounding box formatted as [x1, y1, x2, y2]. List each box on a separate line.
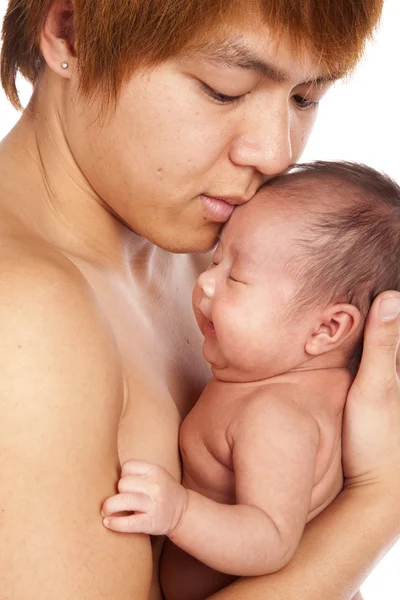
[207, 292, 400, 599]
[207, 485, 399, 600]
[0, 255, 152, 599]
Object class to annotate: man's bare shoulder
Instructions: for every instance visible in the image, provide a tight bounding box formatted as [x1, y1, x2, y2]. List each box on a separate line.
[0, 237, 117, 374]
[0, 232, 93, 296]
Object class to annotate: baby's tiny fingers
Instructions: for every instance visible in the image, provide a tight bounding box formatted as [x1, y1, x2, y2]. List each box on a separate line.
[101, 492, 152, 517]
[121, 459, 155, 477]
[118, 474, 151, 495]
[103, 512, 151, 534]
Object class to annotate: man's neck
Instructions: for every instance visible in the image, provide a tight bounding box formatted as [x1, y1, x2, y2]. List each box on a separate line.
[0, 99, 161, 278]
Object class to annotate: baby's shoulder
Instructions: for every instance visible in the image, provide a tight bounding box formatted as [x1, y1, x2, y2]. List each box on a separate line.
[227, 383, 320, 450]
[233, 381, 318, 428]
[246, 380, 307, 406]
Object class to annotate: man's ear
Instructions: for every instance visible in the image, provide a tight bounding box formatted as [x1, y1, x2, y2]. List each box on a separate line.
[305, 303, 362, 356]
[40, 0, 75, 79]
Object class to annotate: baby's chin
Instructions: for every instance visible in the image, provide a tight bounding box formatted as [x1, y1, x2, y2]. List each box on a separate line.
[210, 359, 282, 384]
[204, 353, 228, 374]
[204, 343, 274, 383]
[210, 364, 259, 384]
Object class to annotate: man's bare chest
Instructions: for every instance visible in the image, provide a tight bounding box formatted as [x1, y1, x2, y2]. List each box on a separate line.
[75, 258, 210, 476]
[88, 263, 211, 600]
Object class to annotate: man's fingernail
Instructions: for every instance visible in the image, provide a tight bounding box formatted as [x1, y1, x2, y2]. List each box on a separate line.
[378, 298, 400, 321]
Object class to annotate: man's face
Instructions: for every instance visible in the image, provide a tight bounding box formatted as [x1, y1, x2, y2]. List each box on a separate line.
[64, 22, 333, 253]
[192, 192, 318, 382]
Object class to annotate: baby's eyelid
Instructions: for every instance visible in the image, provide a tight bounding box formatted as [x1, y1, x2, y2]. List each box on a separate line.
[228, 273, 244, 284]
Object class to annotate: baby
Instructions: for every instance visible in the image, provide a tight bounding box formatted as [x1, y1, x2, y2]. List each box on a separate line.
[102, 161, 400, 600]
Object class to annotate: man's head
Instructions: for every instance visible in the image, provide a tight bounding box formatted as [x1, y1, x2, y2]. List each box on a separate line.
[193, 161, 400, 381]
[0, 2, 384, 255]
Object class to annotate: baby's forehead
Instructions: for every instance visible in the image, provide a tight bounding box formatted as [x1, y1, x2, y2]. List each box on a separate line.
[227, 190, 308, 236]
[251, 182, 314, 213]
[221, 204, 300, 264]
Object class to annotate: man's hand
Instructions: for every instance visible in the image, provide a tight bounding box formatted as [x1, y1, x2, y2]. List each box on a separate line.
[102, 460, 188, 535]
[343, 292, 400, 494]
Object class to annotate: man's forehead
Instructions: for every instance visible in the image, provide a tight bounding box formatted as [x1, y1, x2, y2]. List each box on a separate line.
[192, 36, 338, 86]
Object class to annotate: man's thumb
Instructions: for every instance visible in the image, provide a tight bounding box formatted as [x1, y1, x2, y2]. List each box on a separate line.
[359, 292, 400, 380]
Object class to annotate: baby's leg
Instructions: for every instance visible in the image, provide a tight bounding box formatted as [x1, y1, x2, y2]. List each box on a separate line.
[160, 538, 236, 600]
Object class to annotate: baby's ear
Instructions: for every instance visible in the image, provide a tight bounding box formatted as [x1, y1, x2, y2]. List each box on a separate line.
[305, 304, 362, 356]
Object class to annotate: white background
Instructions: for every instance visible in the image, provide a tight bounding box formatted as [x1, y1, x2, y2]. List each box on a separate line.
[0, 0, 399, 597]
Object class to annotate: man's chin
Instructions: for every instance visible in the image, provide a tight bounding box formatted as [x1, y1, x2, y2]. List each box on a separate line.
[159, 224, 222, 255]
[166, 240, 219, 255]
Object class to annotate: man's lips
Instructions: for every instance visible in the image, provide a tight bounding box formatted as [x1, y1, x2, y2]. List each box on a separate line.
[200, 195, 238, 223]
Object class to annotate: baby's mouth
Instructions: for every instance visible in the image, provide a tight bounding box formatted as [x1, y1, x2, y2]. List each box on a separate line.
[203, 319, 216, 337]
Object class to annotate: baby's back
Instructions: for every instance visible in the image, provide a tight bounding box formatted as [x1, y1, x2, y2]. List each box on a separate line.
[180, 368, 352, 521]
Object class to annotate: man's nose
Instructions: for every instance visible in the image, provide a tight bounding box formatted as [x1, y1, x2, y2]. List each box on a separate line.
[229, 97, 293, 177]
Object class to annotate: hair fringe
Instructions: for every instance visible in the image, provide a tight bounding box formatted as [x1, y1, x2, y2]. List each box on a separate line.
[1, 0, 384, 111]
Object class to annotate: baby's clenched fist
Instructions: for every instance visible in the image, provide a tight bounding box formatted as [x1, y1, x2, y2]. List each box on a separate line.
[101, 459, 188, 535]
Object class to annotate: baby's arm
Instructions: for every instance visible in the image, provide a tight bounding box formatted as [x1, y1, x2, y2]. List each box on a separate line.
[228, 393, 321, 573]
[167, 394, 320, 575]
[102, 392, 320, 577]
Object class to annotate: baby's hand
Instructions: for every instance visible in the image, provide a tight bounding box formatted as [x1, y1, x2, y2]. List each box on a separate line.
[101, 459, 188, 535]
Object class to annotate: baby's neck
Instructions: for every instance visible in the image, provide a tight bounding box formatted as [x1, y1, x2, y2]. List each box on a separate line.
[291, 350, 351, 373]
[211, 351, 352, 385]
[211, 365, 353, 391]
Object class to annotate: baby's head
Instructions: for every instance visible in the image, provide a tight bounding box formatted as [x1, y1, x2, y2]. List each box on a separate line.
[193, 161, 400, 382]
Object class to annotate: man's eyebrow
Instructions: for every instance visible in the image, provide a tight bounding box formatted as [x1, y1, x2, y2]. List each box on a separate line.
[194, 39, 336, 86]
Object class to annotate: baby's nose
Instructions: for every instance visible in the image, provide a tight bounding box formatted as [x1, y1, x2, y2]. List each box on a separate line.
[197, 269, 216, 299]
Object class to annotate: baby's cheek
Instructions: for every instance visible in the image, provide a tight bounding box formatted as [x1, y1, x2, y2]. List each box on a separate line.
[192, 286, 204, 328]
[192, 284, 201, 307]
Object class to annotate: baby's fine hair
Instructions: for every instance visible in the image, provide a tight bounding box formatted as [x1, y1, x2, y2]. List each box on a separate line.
[266, 161, 400, 366]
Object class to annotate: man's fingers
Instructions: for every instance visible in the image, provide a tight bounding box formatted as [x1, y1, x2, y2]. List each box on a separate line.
[101, 492, 152, 517]
[357, 293, 400, 385]
[103, 512, 152, 534]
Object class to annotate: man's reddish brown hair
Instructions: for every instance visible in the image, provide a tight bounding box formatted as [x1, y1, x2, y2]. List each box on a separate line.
[1, 0, 384, 110]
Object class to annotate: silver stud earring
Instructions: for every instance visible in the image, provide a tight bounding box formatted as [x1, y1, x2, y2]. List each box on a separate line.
[61, 62, 69, 69]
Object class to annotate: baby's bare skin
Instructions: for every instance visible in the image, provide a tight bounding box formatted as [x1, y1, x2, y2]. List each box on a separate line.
[102, 192, 360, 600]
[103, 366, 351, 600]
[180, 368, 349, 519]
[160, 367, 351, 600]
